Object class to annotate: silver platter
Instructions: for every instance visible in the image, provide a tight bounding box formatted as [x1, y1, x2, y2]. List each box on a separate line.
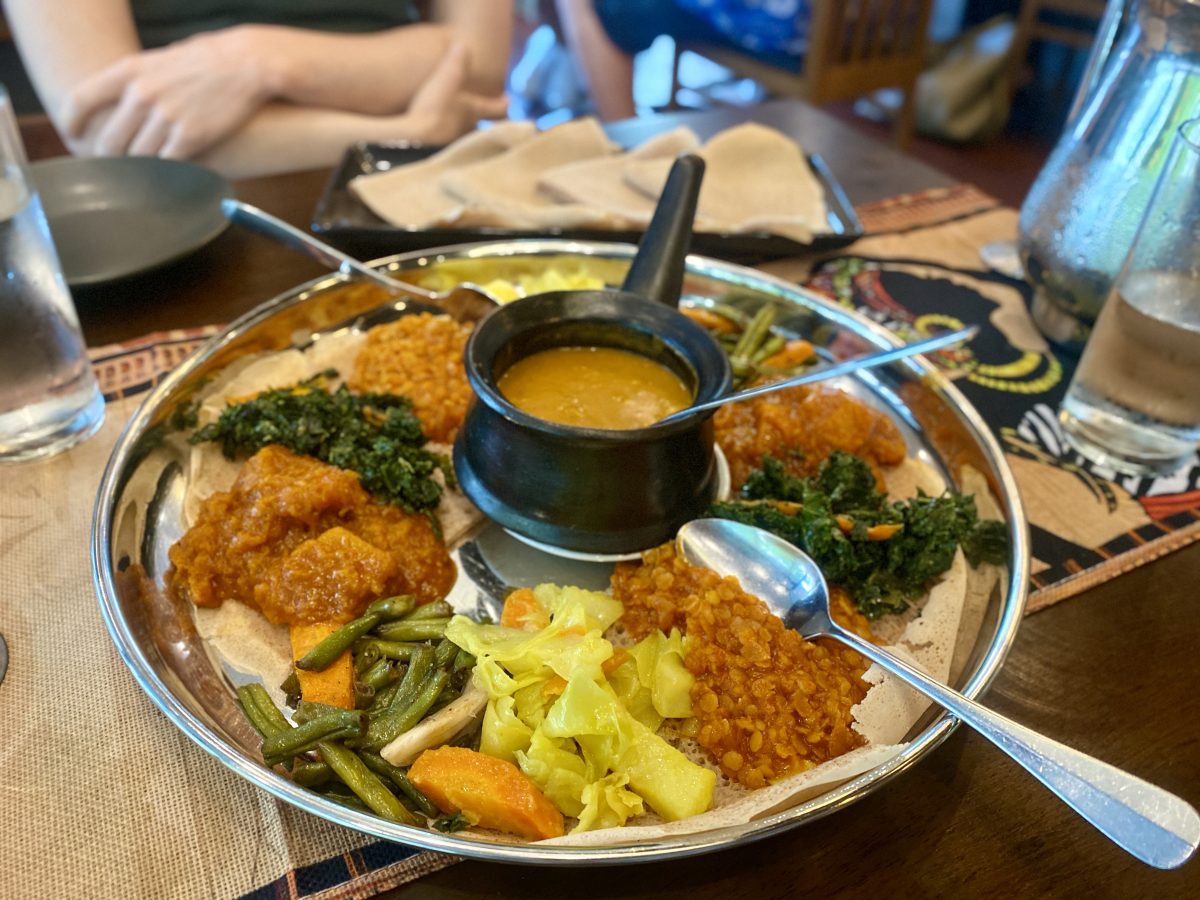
[91, 240, 1029, 863]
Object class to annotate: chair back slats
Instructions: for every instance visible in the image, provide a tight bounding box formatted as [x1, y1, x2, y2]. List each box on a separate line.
[670, 0, 935, 146]
[834, 0, 929, 65]
[849, 0, 877, 64]
[808, 0, 933, 100]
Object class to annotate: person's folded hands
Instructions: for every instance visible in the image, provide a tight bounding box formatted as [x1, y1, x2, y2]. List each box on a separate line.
[62, 28, 271, 160]
[404, 42, 508, 146]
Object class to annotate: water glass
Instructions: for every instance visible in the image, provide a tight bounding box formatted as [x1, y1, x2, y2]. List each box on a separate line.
[1058, 117, 1200, 475]
[0, 88, 103, 462]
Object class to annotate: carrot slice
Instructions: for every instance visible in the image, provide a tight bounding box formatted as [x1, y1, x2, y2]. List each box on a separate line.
[289, 621, 355, 709]
[409, 746, 565, 840]
[500, 588, 550, 632]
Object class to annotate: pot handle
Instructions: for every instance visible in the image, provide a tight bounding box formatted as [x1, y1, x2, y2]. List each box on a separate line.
[621, 153, 705, 307]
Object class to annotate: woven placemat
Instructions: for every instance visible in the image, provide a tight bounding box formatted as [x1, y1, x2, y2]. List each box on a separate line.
[7, 184, 1194, 900]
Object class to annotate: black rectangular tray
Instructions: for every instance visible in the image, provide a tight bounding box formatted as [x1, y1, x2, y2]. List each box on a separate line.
[311, 140, 864, 264]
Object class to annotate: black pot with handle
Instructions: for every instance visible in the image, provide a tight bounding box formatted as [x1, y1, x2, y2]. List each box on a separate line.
[453, 154, 733, 556]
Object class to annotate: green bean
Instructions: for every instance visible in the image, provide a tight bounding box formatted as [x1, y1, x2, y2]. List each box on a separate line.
[402, 600, 454, 621]
[394, 647, 434, 703]
[368, 680, 403, 717]
[359, 658, 397, 692]
[751, 333, 786, 364]
[392, 770, 440, 818]
[361, 669, 449, 752]
[292, 761, 333, 787]
[355, 638, 423, 661]
[365, 594, 417, 621]
[708, 303, 750, 326]
[730, 303, 776, 363]
[731, 359, 756, 380]
[293, 701, 364, 726]
[296, 615, 381, 671]
[279, 672, 301, 706]
[361, 667, 448, 751]
[323, 787, 371, 813]
[317, 740, 416, 824]
[236, 684, 288, 740]
[354, 683, 376, 709]
[239, 684, 295, 739]
[356, 750, 428, 819]
[354, 649, 379, 674]
[433, 636, 459, 669]
[452, 648, 475, 672]
[358, 647, 432, 746]
[262, 710, 364, 762]
[374, 618, 451, 642]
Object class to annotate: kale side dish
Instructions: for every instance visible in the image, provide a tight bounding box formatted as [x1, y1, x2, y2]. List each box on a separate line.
[711, 452, 1009, 619]
[190, 370, 452, 513]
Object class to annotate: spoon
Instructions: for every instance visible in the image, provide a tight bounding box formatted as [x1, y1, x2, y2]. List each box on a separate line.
[222, 199, 501, 321]
[675, 518, 1200, 870]
[655, 325, 977, 426]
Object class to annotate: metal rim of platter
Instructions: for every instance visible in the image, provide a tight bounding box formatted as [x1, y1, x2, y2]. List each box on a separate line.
[90, 239, 1030, 863]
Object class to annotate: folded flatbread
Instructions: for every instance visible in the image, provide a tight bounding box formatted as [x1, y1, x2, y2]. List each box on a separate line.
[536, 126, 702, 228]
[439, 117, 622, 229]
[623, 122, 829, 242]
[349, 120, 536, 228]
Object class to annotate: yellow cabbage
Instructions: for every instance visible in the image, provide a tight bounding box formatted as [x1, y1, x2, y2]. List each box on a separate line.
[576, 772, 645, 831]
[448, 583, 713, 831]
[479, 696, 532, 763]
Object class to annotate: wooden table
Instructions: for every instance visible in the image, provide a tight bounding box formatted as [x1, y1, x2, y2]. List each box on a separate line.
[56, 99, 1199, 897]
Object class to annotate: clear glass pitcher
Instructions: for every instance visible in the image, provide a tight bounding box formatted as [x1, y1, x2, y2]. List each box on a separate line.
[1018, 0, 1200, 352]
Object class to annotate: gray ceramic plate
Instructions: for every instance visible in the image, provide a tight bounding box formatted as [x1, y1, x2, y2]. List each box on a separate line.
[91, 242, 1030, 862]
[31, 156, 232, 287]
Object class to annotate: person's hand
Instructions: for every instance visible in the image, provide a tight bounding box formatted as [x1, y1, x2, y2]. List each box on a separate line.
[403, 43, 508, 145]
[62, 28, 272, 159]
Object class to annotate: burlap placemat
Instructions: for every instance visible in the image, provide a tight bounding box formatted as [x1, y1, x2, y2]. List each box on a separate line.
[5, 185, 1196, 900]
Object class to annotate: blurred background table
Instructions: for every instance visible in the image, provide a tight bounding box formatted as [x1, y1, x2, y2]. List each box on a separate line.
[37, 99, 1198, 897]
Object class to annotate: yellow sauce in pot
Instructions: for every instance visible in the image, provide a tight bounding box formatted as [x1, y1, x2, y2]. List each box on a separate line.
[498, 346, 693, 429]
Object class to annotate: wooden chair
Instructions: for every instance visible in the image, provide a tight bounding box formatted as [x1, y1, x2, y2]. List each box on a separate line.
[1007, 0, 1109, 96]
[672, 0, 935, 148]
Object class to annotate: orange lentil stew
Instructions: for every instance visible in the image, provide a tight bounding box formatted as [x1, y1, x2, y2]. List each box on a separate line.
[612, 543, 875, 789]
[714, 382, 906, 492]
[348, 313, 474, 444]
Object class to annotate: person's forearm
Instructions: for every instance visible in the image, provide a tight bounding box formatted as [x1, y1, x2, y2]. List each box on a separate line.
[246, 24, 456, 116]
[243, 2, 513, 116]
[5, 0, 141, 133]
[192, 103, 439, 179]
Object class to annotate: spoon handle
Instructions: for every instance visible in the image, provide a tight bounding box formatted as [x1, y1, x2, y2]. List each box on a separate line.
[222, 199, 434, 300]
[834, 627, 1199, 869]
[657, 325, 978, 424]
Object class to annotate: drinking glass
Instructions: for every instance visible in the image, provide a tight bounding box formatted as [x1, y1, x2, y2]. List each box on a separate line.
[1058, 117, 1200, 475]
[0, 88, 103, 462]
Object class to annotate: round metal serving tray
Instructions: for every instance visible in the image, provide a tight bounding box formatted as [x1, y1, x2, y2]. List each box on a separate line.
[91, 240, 1030, 864]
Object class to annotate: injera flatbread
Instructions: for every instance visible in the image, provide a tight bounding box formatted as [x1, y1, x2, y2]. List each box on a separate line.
[439, 117, 622, 229]
[348, 120, 536, 228]
[624, 123, 829, 242]
[536, 126, 702, 228]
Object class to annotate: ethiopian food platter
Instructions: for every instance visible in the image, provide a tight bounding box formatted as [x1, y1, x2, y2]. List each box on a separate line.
[93, 240, 1028, 862]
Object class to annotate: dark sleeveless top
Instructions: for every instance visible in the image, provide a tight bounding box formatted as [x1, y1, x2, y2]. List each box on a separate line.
[131, 0, 420, 48]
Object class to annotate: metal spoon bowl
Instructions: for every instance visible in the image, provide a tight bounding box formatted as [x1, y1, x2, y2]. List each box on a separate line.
[676, 517, 1200, 870]
[222, 199, 501, 322]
